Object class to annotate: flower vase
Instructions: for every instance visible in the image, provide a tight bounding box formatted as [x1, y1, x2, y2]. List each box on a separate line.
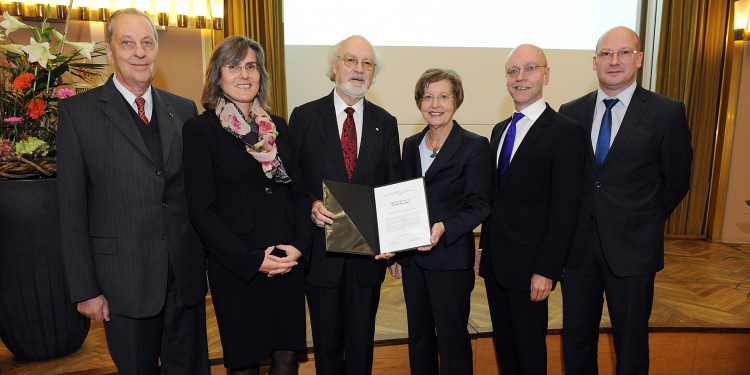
[0, 177, 89, 361]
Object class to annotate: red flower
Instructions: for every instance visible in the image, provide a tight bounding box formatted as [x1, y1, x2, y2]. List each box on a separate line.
[12, 73, 35, 91]
[27, 99, 46, 119]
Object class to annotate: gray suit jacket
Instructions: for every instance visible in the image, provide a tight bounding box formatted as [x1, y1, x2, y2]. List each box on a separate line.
[58, 77, 207, 318]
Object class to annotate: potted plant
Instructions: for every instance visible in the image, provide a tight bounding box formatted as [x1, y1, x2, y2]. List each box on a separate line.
[1, 9, 105, 177]
[0, 6, 106, 361]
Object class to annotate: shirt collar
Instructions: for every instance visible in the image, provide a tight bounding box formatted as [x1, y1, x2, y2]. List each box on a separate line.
[516, 98, 546, 122]
[333, 89, 364, 115]
[112, 73, 153, 106]
[596, 81, 637, 107]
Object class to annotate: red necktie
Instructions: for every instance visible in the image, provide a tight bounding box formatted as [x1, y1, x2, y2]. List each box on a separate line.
[341, 107, 357, 181]
[135, 97, 149, 125]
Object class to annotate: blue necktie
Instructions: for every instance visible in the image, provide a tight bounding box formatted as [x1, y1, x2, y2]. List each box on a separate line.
[497, 112, 525, 184]
[595, 98, 619, 166]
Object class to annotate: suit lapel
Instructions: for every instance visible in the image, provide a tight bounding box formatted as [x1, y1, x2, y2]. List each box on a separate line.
[499, 105, 553, 190]
[354, 98, 380, 181]
[408, 127, 428, 177]
[315, 92, 348, 180]
[601, 86, 647, 167]
[424, 121, 462, 182]
[490, 119, 508, 156]
[489, 118, 510, 193]
[99, 78, 155, 166]
[578, 92, 598, 173]
[152, 89, 174, 166]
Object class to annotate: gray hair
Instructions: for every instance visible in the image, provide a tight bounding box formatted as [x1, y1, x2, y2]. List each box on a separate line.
[105, 8, 158, 44]
[326, 35, 383, 82]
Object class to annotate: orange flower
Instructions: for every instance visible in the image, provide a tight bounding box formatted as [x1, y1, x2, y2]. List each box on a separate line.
[12, 72, 35, 91]
[27, 99, 46, 119]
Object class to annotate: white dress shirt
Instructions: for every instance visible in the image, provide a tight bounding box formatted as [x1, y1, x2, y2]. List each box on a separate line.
[333, 90, 364, 156]
[112, 73, 153, 122]
[495, 98, 547, 166]
[591, 81, 637, 149]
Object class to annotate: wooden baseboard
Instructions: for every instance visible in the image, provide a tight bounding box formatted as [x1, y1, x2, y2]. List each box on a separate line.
[291, 331, 750, 375]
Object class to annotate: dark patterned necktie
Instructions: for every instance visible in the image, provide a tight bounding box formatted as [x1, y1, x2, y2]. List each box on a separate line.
[595, 98, 619, 166]
[341, 107, 357, 181]
[497, 112, 525, 184]
[135, 97, 149, 125]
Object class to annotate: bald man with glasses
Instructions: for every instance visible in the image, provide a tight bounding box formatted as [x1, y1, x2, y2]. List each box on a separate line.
[558, 26, 693, 375]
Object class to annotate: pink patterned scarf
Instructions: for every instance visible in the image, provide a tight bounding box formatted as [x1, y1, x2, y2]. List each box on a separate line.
[215, 96, 291, 183]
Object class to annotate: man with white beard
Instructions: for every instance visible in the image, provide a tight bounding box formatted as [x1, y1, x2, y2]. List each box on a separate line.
[289, 35, 401, 375]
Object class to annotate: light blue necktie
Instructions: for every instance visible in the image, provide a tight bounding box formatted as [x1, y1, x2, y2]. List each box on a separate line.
[595, 98, 619, 166]
[497, 112, 525, 184]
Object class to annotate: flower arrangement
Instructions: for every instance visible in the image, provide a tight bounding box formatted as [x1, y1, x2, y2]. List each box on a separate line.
[0, 6, 106, 178]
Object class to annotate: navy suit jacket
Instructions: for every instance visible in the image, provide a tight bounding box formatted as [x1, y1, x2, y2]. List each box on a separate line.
[479, 104, 587, 292]
[559, 86, 693, 277]
[58, 77, 207, 318]
[289, 91, 401, 288]
[398, 122, 492, 270]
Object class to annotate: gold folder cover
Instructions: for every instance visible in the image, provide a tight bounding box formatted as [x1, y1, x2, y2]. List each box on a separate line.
[323, 180, 379, 255]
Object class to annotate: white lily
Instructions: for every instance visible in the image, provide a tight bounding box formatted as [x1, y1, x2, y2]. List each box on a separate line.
[22, 37, 56, 68]
[0, 43, 24, 55]
[65, 40, 95, 60]
[51, 28, 64, 42]
[0, 11, 32, 36]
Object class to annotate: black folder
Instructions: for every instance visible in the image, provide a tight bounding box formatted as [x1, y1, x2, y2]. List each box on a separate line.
[322, 178, 431, 255]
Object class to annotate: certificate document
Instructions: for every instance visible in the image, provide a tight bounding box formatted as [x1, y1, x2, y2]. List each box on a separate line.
[323, 178, 431, 255]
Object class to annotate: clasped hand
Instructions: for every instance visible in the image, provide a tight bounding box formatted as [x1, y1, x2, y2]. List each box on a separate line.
[260, 244, 301, 277]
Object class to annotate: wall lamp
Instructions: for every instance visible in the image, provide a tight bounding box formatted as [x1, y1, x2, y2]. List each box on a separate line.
[735, 0, 750, 41]
[3, 0, 224, 30]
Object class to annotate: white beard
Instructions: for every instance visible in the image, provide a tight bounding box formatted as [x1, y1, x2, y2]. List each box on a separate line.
[336, 74, 370, 99]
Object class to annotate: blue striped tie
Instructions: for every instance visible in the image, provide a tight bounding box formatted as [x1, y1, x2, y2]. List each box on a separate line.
[595, 98, 619, 166]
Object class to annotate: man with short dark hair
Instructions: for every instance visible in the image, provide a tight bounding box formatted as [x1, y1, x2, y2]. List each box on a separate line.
[58, 8, 209, 374]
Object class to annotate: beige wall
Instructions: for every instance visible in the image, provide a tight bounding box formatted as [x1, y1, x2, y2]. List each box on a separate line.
[285, 45, 599, 145]
[721, 42, 750, 244]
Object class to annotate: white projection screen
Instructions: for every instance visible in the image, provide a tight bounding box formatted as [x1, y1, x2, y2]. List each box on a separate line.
[284, 0, 641, 142]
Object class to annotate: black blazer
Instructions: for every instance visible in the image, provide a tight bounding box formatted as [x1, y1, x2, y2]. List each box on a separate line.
[479, 104, 587, 292]
[289, 91, 401, 288]
[58, 77, 207, 318]
[558, 86, 693, 277]
[398, 122, 492, 270]
[182, 112, 312, 282]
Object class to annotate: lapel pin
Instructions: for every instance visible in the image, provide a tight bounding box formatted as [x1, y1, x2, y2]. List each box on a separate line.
[375, 127, 379, 131]
[168, 112, 174, 117]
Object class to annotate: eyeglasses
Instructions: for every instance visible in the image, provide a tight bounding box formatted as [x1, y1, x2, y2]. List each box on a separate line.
[505, 65, 546, 78]
[420, 94, 454, 103]
[338, 56, 376, 71]
[596, 50, 639, 60]
[224, 62, 259, 74]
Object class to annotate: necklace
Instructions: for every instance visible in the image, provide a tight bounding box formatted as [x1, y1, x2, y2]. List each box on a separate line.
[427, 129, 449, 158]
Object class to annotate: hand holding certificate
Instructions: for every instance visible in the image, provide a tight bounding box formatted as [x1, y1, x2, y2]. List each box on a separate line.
[323, 178, 432, 255]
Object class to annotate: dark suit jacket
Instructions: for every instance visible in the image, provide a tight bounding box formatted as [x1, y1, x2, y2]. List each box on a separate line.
[479, 104, 587, 292]
[58, 77, 207, 318]
[289, 91, 401, 288]
[399, 122, 492, 270]
[559, 86, 693, 277]
[182, 111, 311, 282]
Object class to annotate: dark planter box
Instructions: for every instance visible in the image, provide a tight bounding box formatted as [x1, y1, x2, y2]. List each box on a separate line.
[0, 178, 89, 361]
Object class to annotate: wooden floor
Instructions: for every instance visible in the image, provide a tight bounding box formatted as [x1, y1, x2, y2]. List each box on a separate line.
[2, 239, 750, 374]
